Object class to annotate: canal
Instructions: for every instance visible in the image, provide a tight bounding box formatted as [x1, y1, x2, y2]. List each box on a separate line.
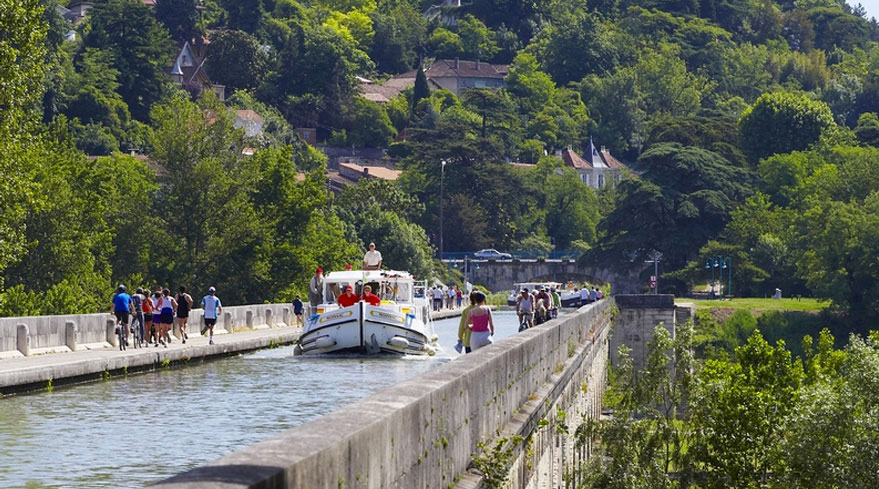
[0, 311, 528, 489]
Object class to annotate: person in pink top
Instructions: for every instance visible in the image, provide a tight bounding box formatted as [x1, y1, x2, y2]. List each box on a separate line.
[466, 291, 495, 351]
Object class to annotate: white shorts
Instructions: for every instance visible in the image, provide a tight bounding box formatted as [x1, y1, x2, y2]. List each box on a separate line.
[470, 331, 493, 351]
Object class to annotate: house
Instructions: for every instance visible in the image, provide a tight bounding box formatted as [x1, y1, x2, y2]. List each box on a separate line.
[168, 41, 225, 101]
[359, 58, 507, 103]
[62, 2, 93, 23]
[234, 110, 264, 138]
[560, 140, 627, 189]
[425, 59, 507, 96]
[328, 162, 402, 193]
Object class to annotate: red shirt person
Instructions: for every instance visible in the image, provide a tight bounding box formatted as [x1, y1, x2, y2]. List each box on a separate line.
[337, 285, 359, 307]
[360, 285, 381, 306]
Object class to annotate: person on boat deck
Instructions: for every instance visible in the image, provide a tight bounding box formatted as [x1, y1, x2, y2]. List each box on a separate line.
[360, 284, 381, 306]
[363, 242, 382, 270]
[338, 285, 359, 307]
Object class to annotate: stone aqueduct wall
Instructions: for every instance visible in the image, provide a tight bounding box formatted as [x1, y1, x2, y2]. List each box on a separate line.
[153, 299, 615, 489]
[0, 304, 294, 358]
[463, 259, 643, 294]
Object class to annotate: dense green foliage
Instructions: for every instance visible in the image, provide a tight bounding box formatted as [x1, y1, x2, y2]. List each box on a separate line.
[2, 0, 879, 325]
[582, 325, 879, 489]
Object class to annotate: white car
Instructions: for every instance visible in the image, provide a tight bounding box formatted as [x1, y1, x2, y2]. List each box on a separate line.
[473, 249, 513, 260]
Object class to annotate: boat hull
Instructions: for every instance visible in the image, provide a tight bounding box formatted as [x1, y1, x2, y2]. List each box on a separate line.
[298, 302, 436, 356]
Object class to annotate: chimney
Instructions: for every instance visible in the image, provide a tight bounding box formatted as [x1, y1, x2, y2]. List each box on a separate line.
[455, 57, 459, 69]
[476, 59, 480, 70]
[601, 145, 607, 153]
[363, 167, 370, 178]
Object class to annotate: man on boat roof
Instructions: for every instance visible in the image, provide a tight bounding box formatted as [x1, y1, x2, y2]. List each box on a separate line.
[363, 242, 382, 270]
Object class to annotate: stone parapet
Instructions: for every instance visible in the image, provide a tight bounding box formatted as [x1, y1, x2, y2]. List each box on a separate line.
[151, 299, 614, 489]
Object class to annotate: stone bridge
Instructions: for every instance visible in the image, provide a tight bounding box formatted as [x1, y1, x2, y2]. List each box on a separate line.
[447, 258, 644, 294]
[154, 295, 692, 489]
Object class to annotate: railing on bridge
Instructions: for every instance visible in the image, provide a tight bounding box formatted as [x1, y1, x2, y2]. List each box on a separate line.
[441, 250, 583, 260]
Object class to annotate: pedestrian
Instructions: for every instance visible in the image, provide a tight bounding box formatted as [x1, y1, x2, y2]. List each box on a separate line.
[151, 291, 162, 345]
[292, 295, 304, 325]
[363, 242, 383, 270]
[446, 286, 455, 309]
[110, 285, 132, 350]
[456, 287, 463, 308]
[595, 287, 603, 301]
[158, 289, 177, 347]
[550, 287, 561, 319]
[432, 286, 442, 311]
[142, 288, 154, 344]
[580, 286, 590, 306]
[455, 291, 478, 354]
[200, 287, 222, 345]
[308, 268, 324, 310]
[590, 287, 598, 303]
[175, 286, 193, 344]
[466, 291, 494, 351]
[130, 288, 146, 346]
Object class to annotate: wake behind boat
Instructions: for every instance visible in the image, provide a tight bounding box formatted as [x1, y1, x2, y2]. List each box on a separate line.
[295, 270, 439, 356]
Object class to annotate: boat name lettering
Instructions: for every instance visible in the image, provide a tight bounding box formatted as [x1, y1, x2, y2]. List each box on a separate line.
[319, 310, 354, 323]
[370, 310, 404, 323]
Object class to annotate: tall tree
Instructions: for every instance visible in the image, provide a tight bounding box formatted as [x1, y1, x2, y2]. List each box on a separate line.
[155, 0, 200, 41]
[739, 91, 836, 164]
[206, 30, 269, 92]
[83, 0, 174, 121]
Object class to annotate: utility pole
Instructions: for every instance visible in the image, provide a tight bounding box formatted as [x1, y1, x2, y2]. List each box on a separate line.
[438, 160, 446, 260]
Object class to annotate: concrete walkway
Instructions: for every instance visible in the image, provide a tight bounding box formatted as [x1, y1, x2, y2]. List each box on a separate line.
[0, 325, 302, 396]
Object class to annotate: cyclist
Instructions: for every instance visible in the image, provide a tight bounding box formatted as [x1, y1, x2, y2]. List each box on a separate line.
[110, 285, 132, 350]
[130, 288, 146, 347]
[516, 288, 534, 331]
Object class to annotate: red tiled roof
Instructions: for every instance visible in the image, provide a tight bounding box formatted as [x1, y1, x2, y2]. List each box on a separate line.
[235, 109, 263, 122]
[601, 150, 626, 169]
[339, 162, 401, 181]
[561, 149, 593, 170]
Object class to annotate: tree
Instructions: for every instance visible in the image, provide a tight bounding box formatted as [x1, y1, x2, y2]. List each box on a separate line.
[854, 112, 879, 147]
[206, 30, 270, 92]
[591, 143, 754, 291]
[83, 0, 174, 121]
[155, 0, 200, 41]
[344, 96, 396, 147]
[412, 67, 430, 116]
[690, 331, 803, 489]
[0, 0, 47, 284]
[428, 27, 464, 58]
[531, 9, 623, 85]
[148, 92, 268, 298]
[457, 15, 499, 60]
[369, 4, 426, 74]
[739, 91, 836, 164]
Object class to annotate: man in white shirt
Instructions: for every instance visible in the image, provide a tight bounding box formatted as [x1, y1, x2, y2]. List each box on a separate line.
[200, 287, 222, 345]
[363, 242, 382, 270]
[580, 287, 590, 306]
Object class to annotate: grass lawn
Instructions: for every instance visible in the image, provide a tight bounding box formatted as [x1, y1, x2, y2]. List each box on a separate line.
[675, 297, 830, 313]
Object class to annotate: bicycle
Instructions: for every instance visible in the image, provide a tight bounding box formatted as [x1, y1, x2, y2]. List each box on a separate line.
[518, 312, 533, 332]
[116, 321, 128, 351]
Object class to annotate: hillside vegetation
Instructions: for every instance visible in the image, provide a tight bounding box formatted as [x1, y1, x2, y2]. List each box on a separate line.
[1, 0, 879, 329]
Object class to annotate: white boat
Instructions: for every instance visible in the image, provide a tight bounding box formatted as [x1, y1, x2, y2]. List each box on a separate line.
[295, 270, 439, 356]
[506, 281, 582, 307]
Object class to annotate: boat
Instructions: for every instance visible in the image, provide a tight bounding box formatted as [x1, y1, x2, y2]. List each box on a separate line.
[506, 281, 583, 307]
[295, 270, 439, 356]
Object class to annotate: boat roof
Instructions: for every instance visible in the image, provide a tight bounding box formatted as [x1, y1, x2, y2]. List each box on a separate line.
[513, 281, 562, 287]
[324, 269, 416, 282]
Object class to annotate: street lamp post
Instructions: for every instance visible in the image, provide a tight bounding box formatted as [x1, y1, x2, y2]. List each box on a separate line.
[439, 160, 446, 260]
[705, 260, 715, 299]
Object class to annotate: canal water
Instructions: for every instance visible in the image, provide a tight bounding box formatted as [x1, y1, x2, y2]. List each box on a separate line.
[0, 311, 529, 489]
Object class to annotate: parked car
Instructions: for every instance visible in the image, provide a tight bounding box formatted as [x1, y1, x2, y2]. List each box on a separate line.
[473, 249, 513, 259]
